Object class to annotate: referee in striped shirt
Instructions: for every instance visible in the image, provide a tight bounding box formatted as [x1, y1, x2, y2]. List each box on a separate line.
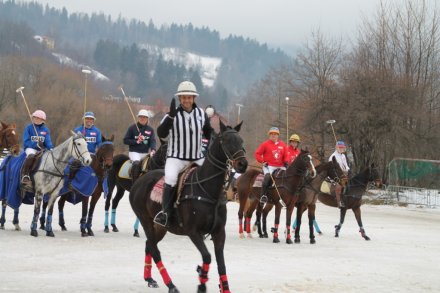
[154, 81, 213, 227]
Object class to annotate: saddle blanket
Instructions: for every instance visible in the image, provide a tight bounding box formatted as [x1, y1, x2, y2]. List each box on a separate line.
[253, 174, 264, 188]
[150, 177, 164, 204]
[118, 160, 132, 179]
[320, 181, 331, 194]
[60, 163, 99, 204]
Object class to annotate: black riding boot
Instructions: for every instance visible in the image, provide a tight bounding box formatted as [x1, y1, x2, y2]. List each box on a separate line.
[153, 184, 175, 227]
[259, 173, 271, 204]
[20, 154, 36, 192]
[131, 161, 141, 183]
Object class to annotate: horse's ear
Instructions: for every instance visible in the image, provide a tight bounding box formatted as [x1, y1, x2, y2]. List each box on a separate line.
[11, 123, 16, 129]
[332, 156, 337, 164]
[1, 121, 7, 129]
[234, 120, 243, 132]
[102, 134, 107, 142]
[109, 134, 114, 142]
[219, 120, 227, 133]
[371, 163, 375, 169]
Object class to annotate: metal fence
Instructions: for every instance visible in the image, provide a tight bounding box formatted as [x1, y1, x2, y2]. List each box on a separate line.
[379, 185, 440, 207]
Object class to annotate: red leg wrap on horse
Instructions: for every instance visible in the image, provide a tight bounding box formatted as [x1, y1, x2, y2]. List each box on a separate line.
[156, 261, 172, 285]
[245, 217, 251, 233]
[238, 219, 243, 234]
[219, 274, 230, 293]
[198, 263, 210, 284]
[144, 254, 152, 279]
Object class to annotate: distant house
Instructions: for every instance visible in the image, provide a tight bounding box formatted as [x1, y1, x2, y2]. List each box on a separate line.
[33, 35, 55, 50]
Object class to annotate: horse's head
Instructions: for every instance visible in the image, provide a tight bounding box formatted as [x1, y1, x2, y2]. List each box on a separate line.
[0, 121, 20, 156]
[97, 134, 115, 169]
[210, 120, 248, 173]
[289, 149, 316, 178]
[369, 163, 383, 188]
[71, 131, 92, 166]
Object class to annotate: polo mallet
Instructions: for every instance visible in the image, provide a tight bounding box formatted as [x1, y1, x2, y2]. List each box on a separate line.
[16, 86, 40, 142]
[82, 69, 92, 134]
[326, 119, 338, 143]
[267, 170, 286, 208]
[118, 86, 140, 133]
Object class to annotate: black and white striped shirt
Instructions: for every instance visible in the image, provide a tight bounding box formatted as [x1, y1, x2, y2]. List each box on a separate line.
[158, 104, 211, 160]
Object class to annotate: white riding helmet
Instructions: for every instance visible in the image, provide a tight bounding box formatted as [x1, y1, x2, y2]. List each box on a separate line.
[175, 81, 199, 97]
[137, 109, 150, 118]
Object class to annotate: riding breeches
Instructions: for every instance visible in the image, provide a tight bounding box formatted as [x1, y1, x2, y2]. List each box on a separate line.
[25, 148, 37, 156]
[262, 165, 286, 175]
[164, 157, 204, 186]
[128, 152, 148, 162]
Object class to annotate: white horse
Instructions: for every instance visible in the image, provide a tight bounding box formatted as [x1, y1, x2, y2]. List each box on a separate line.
[30, 131, 92, 237]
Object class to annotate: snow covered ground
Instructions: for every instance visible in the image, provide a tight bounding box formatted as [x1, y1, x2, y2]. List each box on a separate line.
[1, 194, 439, 293]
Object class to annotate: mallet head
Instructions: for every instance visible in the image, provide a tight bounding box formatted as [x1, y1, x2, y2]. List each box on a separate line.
[326, 119, 336, 124]
[16, 86, 24, 93]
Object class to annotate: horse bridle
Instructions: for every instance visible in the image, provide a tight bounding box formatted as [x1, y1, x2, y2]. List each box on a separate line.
[71, 136, 91, 165]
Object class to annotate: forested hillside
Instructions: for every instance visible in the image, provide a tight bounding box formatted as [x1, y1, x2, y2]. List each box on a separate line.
[0, 0, 290, 109]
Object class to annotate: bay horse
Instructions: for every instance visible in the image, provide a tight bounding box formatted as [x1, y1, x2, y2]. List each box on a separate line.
[0, 121, 20, 229]
[30, 131, 92, 237]
[104, 141, 167, 234]
[237, 149, 317, 244]
[292, 157, 346, 244]
[318, 164, 382, 240]
[0, 121, 20, 156]
[130, 121, 247, 293]
[39, 135, 115, 236]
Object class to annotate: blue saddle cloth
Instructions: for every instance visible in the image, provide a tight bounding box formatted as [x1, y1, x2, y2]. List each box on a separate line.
[0, 152, 35, 209]
[60, 163, 99, 205]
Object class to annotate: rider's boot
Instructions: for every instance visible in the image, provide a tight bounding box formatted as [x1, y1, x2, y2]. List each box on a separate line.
[20, 154, 36, 192]
[131, 161, 141, 184]
[334, 183, 345, 208]
[259, 173, 271, 204]
[153, 184, 176, 227]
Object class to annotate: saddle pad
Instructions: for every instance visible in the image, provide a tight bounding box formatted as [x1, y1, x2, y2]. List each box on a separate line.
[320, 181, 331, 194]
[253, 174, 264, 188]
[118, 160, 132, 179]
[150, 177, 165, 204]
[141, 155, 150, 172]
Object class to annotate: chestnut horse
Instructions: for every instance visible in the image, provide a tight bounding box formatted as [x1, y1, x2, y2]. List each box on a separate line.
[236, 150, 316, 243]
[130, 121, 247, 293]
[0, 121, 20, 156]
[318, 164, 382, 240]
[40, 135, 115, 236]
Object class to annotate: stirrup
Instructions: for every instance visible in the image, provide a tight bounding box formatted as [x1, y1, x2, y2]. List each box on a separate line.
[21, 175, 31, 184]
[153, 211, 168, 227]
[260, 195, 268, 204]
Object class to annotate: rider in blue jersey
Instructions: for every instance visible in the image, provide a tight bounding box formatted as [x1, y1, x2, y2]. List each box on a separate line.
[21, 110, 54, 190]
[73, 112, 102, 154]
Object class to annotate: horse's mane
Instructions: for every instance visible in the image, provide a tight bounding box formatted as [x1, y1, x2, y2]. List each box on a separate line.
[314, 161, 331, 173]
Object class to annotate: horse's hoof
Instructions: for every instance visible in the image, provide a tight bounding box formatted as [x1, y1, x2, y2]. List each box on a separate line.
[104, 226, 109, 233]
[145, 278, 158, 288]
[111, 224, 119, 232]
[273, 237, 280, 243]
[263, 233, 268, 238]
[14, 224, 21, 231]
[30, 230, 38, 237]
[197, 283, 207, 293]
[169, 287, 180, 293]
[133, 230, 140, 237]
[318, 231, 323, 235]
[46, 231, 55, 237]
[310, 238, 316, 244]
[60, 225, 67, 231]
[88, 230, 95, 237]
[364, 236, 371, 241]
[286, 238, 293, 244]
[81, 232, 89, 237]
[239, 233, 245, 239]
[246, 233, 253, 239]
[335, 234, 339, 238]
[252, 224, 257, 232]
[294, 238, 300, 244]
[258, 234, 264, 238]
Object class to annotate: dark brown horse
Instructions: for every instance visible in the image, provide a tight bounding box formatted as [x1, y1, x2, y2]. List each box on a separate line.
[236, 150, 317, 244]
[104, 141, 167, 234]
[40, 135, 115, 236]
[318, 164, 382, 240]
[293, 157, 346, 244]
[0, 121, 20, 156]
[130, 121, 247, 293]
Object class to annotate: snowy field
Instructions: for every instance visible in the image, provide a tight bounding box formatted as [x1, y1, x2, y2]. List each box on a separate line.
[1, 193, 439, 293]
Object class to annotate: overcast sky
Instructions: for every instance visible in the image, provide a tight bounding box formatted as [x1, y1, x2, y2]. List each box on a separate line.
[30, 0, 404, 54]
